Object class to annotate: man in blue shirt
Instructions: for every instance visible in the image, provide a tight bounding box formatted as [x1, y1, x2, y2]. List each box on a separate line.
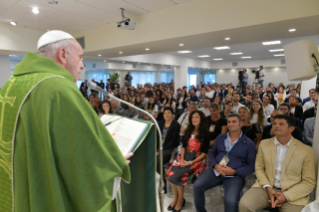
[193, 114, 256, 212]
[283, 89, 302, 103]
[188, 89, 199, 103]
[125, 72, 133, 88]
[302, 88, 316, 105]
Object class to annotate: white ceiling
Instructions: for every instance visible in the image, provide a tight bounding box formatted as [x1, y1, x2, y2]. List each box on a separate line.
[166, 35, 319, 62]
[0, 0, 192, 32]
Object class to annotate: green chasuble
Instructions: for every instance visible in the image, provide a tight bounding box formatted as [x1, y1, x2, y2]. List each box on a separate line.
[0, 52, 130, 212]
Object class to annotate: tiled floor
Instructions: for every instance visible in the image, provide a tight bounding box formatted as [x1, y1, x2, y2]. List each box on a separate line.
[163, 184, 225, 212]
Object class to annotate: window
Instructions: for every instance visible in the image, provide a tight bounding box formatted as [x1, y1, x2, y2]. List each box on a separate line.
[204, 73, 215, 84]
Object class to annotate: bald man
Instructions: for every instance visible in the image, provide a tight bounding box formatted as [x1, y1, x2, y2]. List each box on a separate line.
[0, 31, 132, 212]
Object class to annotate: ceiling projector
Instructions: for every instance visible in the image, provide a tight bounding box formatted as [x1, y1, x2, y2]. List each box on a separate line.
[117, 21, 136, 30]
[117, 8, 136, 30]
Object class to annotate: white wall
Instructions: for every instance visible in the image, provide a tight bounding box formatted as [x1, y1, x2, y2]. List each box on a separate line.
[214, 67, 301, 88]
[0, 55, 12, 88]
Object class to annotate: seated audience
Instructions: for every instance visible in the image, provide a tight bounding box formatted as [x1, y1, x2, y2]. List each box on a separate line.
[238, 106, 262, 148]
[99, 100, 113, 118]
[239, 115, 316, 212]
[157, 107, 180, 192]
[262, 95, 274, 117]
[274, 86, 285, 105]
[231, 93, 244, 114]
[240, 94, 252, 109]
[144, 96, 159, 120]
[266, 91, 278, 109]
[283, 89, 302, 103]
[175, 90, 188, 120]
[220, 100, 233, 118]
[303, 91, 318, 112]
[197, 91, 207, 108]
[250, 99, 268, 128]
[304, 105, 317, 146]
[213, 95, 223, 111]
[288, 95, 303, 120]
[166, 111, 209, 212]
[199, 97, 211, 117]
[302, 88, 316, 105]
[193, 114, 256, 212]
[279, 103, 303, 132]
[206, 103, 228, 146]
[188, 89, 199, 104]
[177, 103, 197, 136]
[161, 93, 176, 112]
[262, 110, 303, 142]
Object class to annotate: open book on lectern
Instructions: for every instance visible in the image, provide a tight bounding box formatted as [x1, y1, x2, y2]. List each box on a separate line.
[100, 114, 149, 200]
[100, 114, 148, 155]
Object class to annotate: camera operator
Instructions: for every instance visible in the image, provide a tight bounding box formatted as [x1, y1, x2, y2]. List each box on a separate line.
[243, 69, 248, 89]
[258, 66, 265, 87]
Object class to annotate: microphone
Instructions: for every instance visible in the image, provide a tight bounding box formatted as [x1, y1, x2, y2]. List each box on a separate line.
[87, 81, 164, 209]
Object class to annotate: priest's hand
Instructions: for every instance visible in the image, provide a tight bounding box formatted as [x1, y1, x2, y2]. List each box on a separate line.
[124, 152, 134, 164]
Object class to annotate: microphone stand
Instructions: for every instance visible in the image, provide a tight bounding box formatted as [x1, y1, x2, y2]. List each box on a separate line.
[88, 82, 164, 212]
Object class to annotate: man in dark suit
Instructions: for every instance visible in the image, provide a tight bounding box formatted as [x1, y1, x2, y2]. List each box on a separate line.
[80, 79, 88, 92]
[220, 84, 229, 99]
[262, 110, 303, 143]
[279, 103, 303, 132]
[302, 105, 316, 123]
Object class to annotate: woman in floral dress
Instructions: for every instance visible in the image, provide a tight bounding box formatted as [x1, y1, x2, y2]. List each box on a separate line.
[166, 110, 209, 212]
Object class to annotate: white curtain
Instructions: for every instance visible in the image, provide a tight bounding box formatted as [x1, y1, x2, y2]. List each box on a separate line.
[204, 73, 216, 84]
[130, 71, 156, 87]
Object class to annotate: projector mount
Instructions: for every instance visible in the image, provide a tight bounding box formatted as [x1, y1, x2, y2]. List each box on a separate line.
[118, 8, 130, 24]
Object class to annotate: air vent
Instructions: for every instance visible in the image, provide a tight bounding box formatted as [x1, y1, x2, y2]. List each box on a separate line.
[76, 37, 85, 49]
[281, 59, 285, 65]
[132, 64, 137, 69]
[232, 62, 238, 67]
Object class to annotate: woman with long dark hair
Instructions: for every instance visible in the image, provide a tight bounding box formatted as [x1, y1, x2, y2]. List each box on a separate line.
[99, 100, 113, 118]
[144, 96, 158, 120]
[266, 91, 278, 109]
[161, 93, 176, 112]
[166, 111, 209, 212]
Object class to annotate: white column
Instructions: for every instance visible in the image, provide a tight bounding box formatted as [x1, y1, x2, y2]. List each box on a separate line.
[300, 77, 316, 100]
[0, 55, 12, 88]
[174, 65, 188, 89]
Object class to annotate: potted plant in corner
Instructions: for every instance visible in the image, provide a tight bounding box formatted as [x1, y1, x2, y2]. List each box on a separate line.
[109, 72, 120, 90]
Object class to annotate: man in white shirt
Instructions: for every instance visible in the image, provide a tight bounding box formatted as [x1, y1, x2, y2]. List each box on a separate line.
[196, 85, 202, 97]
[205, 87, 215, 99]
[231, 93, 243, 114]
[239, 115, 316, 212]
[199, 97, 211, 117]
[303, 92, 318, 112]
[258, 65, 265, 88]
[262, 95, 274, 117]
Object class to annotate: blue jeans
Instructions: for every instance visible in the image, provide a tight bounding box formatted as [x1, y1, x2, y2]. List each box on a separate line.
[193, 168, 245, 212]
[259, 79, 264, 87]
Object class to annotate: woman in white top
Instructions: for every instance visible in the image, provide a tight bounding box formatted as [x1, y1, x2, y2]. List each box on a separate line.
[249, 99, 268, 128]
[144, 96, 158, 121]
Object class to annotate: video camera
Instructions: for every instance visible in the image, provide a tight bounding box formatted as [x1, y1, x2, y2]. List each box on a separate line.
[252, 70, 260, 79]
[238, 69, 244, 81]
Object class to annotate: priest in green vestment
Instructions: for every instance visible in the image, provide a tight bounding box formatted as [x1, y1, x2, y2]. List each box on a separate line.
[0, 31, 133, 212]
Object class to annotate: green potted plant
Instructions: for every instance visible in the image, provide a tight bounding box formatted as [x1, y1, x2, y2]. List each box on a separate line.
[109, 73, 120, 84]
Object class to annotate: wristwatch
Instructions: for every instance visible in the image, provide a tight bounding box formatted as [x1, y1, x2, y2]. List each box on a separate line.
[234, 169, 238, 176]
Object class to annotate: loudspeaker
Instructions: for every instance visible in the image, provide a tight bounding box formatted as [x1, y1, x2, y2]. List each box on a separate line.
[284, 39, 319, 81]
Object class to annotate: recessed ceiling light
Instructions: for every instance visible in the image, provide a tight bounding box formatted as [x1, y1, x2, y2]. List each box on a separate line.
[225, 37, 230, 40]
[10, 21, 17, 26]
[289, 29, 296, 32]
[274, 54, 285, 57]
[214, 46, 230, 50]
[98, 54, 101, 56]
[179, 43, 184, 46]
[103, 60, 106, 62]
[269, 49, 284, 52]
[213, 58, 223, 60]
[241, 56, 252, 59]
[32, 8, 39, 14]
[145, 48, 150, 51]
[262, 40, 281, 45]
[198, 55, 210, 58]
[119, 52, 123, 54]
[230, 52, 243, 55]
[177, 50, 192, 53]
